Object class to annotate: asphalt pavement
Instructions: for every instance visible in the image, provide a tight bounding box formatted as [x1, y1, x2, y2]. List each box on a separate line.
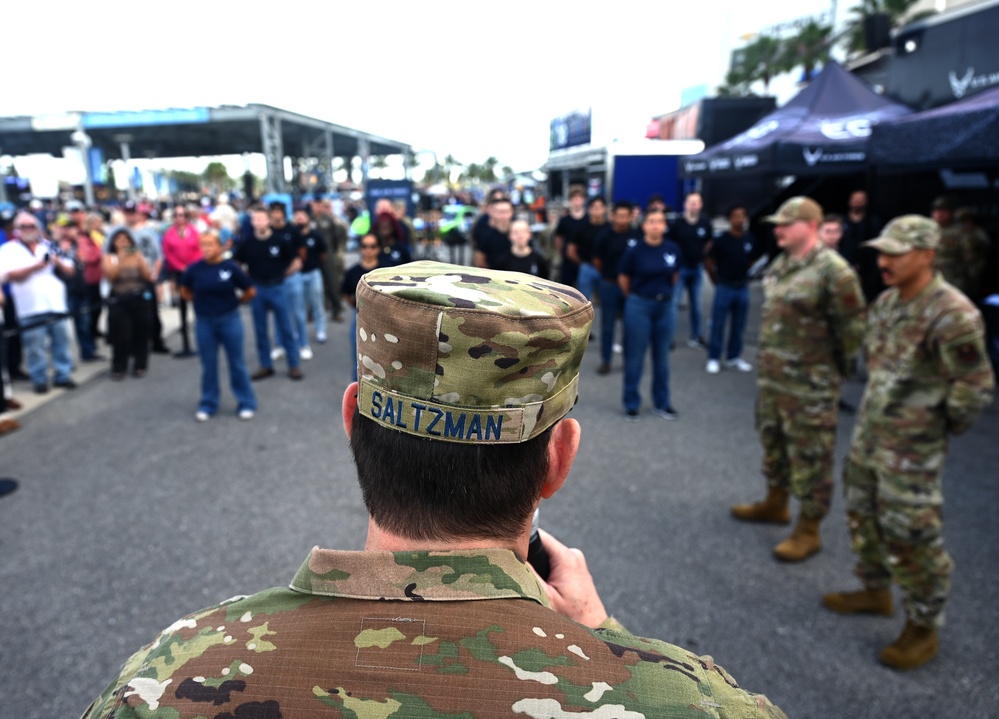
[1, 256, 997, 718]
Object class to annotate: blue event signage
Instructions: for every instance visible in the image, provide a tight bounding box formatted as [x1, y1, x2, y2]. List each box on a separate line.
[550, 109, 592, 152]
[82, 108, 210, 129]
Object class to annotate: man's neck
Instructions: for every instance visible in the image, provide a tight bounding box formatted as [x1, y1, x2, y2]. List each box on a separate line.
[898, 270, 935, 302]
[254, 229, 272, 240]
[729, 227, 744, 238]
[569, 208, 585, 220]
[848, 209, 864, 222]
[788, 236, 818, 260]
[511, 245, 531, 257]
[364, 517, 530, 559]
[684, 212, 700, 224]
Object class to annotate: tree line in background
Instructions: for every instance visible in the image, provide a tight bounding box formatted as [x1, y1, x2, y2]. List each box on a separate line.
[718, 0, 936, 95]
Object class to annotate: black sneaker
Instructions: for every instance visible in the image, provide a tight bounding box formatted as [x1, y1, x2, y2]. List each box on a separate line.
[33, 383, 49, 394]
[597, 363, 611, 375]
[54, 379, 77, 390]
[624, 409, 640, 423]
[653, 406, 678, 421]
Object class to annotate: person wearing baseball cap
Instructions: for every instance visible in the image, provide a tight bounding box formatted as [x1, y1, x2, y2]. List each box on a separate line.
[824, 216, 994, 669]
[81, 261, 787, 719]
[732, 196, 866, 563]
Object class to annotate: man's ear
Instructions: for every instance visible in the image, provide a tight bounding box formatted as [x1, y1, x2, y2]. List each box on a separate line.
[342, 382, 359, 440]
[540, 418, 580, 499]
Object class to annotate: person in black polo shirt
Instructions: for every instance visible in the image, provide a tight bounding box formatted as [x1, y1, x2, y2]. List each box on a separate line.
[593, 200, 640, 374]
[670, 192, 712, 349]
[269, 202, 303, 359]
[233, 204, 303, 381]
[494, 220, 548, 278]
[554, 186, 587, 286]
[473, 196, 513, 269]
[618, 207, 682, 422]
[292, 206, 329, 352]
[705, 204, 755, 374]
[568, 196, 608, 303]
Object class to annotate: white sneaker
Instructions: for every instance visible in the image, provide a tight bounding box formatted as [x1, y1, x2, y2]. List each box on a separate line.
[300, 346, 314, 361]
[316, 333, 327, 344]
[271, 346, 285, 360]
[238, 409, 255, 421]
[195, 411, 210, 422]
[706, 359, 721, 374]
[725, 358, 753, 372]
[613, 343, 623, 354]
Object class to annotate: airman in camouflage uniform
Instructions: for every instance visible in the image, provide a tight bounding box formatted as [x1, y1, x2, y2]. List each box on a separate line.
[83, 262, 788, 719]
[931, 197, 991, 302]
[823, 216, 994, 670]
[731, 198, 865, 563]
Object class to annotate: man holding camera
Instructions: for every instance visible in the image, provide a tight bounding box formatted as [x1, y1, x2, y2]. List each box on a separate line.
[0, 212, 77, 394]
[82, 262, 786, 718]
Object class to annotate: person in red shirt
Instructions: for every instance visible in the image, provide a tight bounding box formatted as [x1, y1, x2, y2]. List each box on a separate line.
[161, 205, 202, 357]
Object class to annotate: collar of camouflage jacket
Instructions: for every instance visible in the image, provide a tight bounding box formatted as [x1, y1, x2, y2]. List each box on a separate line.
[288, 547, 552, 607]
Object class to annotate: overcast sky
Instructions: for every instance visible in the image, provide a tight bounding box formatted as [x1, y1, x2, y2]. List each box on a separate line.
[5, 0, 835, 187]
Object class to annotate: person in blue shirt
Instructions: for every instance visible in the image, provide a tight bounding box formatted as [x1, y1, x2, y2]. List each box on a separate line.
[705, 204, 756, 374]
[180, 231, 257, 422]
[618, 207, 682, 422]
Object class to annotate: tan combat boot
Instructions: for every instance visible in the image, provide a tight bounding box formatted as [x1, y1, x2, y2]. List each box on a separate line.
[879, 620, 938, 670]
[822, 587, 894, 616]
[772, 514, 822, 561]
[731, 488, 791, 524]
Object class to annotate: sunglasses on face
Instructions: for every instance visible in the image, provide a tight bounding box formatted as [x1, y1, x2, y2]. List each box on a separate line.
[360, 243, 379, 249]
[16, 224, 38, 230]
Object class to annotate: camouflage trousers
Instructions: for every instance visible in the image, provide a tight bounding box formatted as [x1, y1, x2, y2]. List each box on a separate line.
[755, 389, 836, 518]
[321, 252, 345, 319]
[843, 457, 954, 628]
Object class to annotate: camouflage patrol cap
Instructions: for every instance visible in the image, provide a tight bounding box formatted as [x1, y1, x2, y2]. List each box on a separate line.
[763, 196, 824, 225]
[864, 215, 940, 255]
[355, 261, 594, 444]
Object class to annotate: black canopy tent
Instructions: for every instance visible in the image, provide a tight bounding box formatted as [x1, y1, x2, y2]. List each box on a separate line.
[682, 61, 913, 178]
[870, 85, 999, 170]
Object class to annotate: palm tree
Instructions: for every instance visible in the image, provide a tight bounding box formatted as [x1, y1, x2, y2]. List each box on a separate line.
[842, 0, 935, 55]
[743, 35, 789, 93]
[782, 20, 832, 82]
[481, 156, 499, 183]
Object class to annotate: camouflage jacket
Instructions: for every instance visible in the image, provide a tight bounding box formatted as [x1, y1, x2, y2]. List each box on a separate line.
[83, 548, 787, 719]
[935, 225, 990, 301]
[849, 274, 995, 471]
[757, 244, 866, 400]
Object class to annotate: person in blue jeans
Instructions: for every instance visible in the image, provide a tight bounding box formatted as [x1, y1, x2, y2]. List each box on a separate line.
[705, 204, 755, 374]
[567, 196, 608, 304]
[669, 192, 712, 348]
[618, 207, 682, 422]
[181, 231, 257, 421]
[292, 206, 329, 353]
[233, 205, 303, 381]
[592, 200, 640, 374]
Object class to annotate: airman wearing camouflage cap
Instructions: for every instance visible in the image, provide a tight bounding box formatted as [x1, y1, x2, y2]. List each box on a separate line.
[82, 262, 788, 719]
[733, 196, 866, 563]
[824, 215, 994, 670]
[930, 197, 991, 301]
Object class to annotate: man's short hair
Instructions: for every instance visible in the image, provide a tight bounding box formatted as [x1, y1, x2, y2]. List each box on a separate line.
[249, 203, 268, 214]
[351, 411, 552, 541]
[612, 200, 633, 213]
[487, 194, 512, 207]
[268, 201, 287, 214]
[727, 204, 748, 219]
[822, 213, 844, 226]
[586, 196, 606, 208]
[568, 186, 586, 200]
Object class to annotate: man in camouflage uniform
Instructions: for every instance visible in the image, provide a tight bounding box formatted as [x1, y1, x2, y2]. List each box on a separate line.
[931, 196, 991, 302]
[823, 216, 994, 670]
[83, 261, 787, 718]
[731, 197, 865, 562]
